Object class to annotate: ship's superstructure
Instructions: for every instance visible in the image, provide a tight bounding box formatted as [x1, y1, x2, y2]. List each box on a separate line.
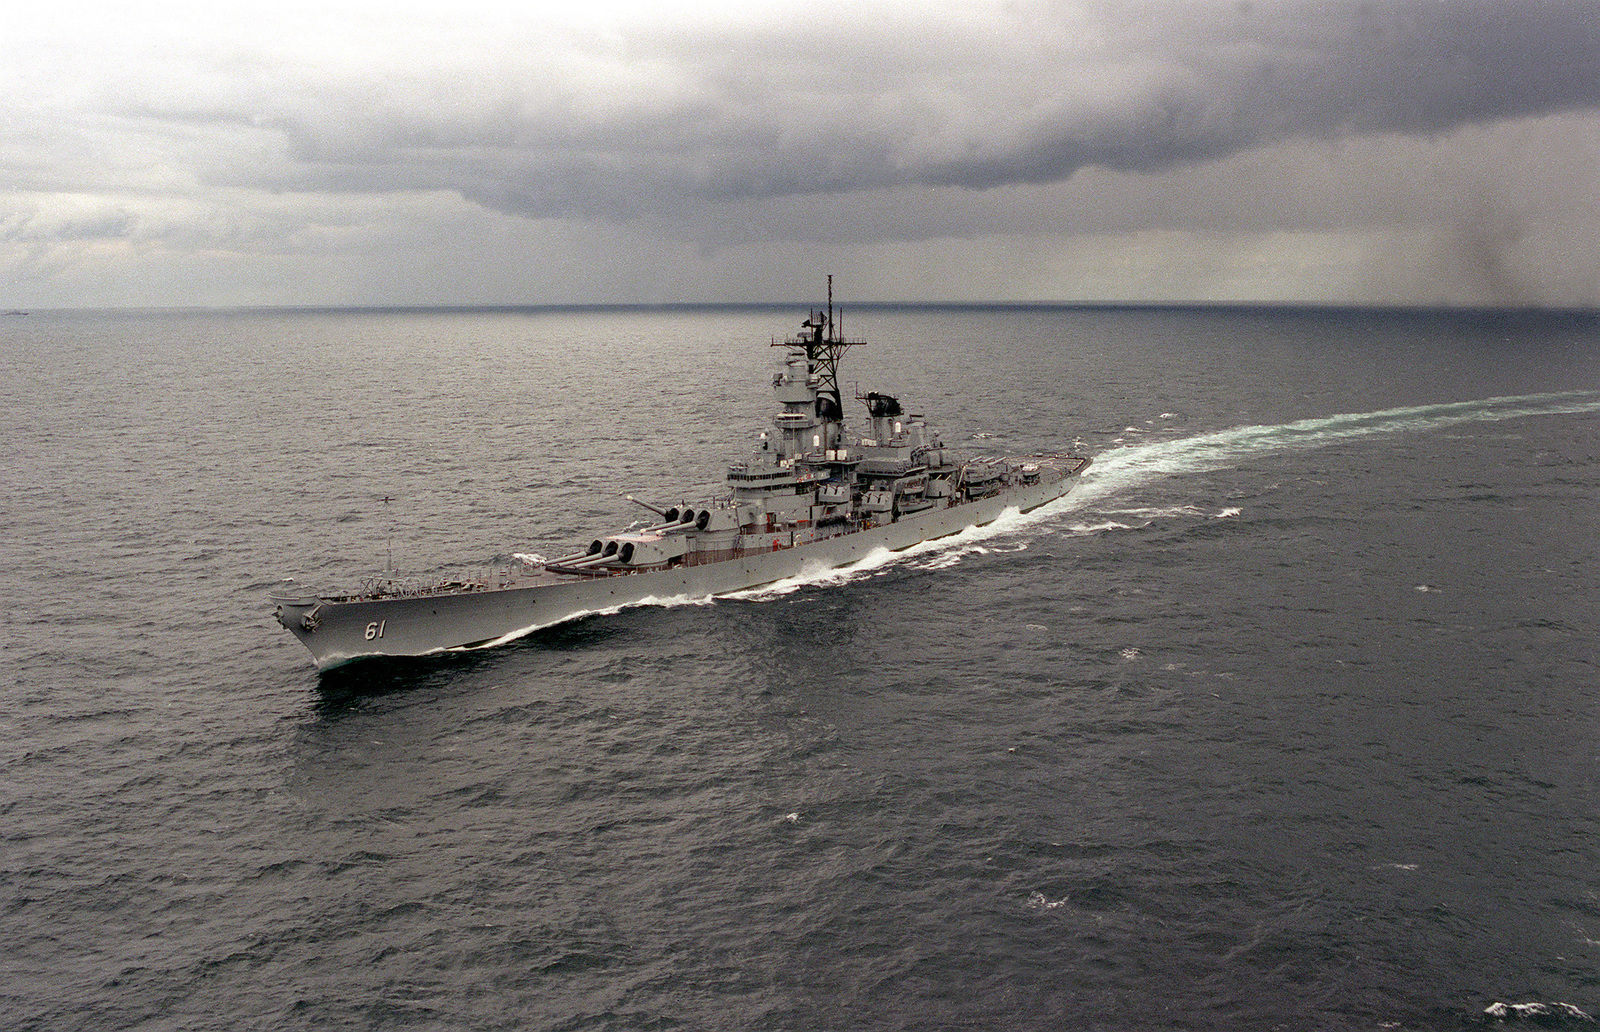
[272, 281, 1090, 670]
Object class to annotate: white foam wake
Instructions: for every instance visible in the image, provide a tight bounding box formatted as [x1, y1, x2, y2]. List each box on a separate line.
[808, 390, 1600, 574]
[1062, 390, 1600, 513]
[498, 391, 1599, 620]
[467, 591, 717, 651]
[723, 508, 1049, 602]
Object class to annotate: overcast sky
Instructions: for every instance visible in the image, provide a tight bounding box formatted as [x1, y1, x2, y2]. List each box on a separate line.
[3, 0, 1597, 308]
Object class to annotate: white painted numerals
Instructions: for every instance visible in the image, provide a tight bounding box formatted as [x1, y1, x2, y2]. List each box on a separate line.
[364, 620, 387, 640]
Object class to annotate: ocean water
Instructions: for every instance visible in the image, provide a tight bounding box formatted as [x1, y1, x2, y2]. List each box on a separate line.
[2, 303, 1597, 1031]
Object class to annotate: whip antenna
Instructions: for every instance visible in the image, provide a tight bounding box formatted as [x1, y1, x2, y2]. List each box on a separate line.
[381, 494, 394, 573]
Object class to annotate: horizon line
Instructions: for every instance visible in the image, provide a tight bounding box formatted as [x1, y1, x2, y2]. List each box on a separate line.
[7, 300, 1599, 317]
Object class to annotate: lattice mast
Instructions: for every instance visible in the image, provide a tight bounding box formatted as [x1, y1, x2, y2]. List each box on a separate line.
[775, 274, 864, 427]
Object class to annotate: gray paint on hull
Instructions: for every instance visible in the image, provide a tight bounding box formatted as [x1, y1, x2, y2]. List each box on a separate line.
[276, 467, 1083, 670]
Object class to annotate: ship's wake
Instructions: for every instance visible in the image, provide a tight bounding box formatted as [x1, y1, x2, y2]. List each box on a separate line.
[722, 389, 1600, 601]
[1057, 389, 1600, 516]
[494, 390, 1598, 632]
[723, 519, 1034, 603]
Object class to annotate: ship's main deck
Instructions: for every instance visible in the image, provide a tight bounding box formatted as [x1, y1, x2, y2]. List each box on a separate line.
[329, 453, 1088, 605]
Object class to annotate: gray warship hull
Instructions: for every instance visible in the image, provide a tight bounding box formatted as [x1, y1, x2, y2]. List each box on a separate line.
[273, 281, 1091, 671]
[272, 459, 1085, 671]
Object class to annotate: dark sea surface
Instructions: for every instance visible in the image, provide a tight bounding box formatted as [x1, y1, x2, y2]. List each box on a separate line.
[3, 303, 1598, 1031]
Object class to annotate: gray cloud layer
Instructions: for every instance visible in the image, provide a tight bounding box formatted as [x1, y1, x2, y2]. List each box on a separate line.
[53, 0, 1585, 220]
[213, 0, 1598, 221]
[3, 0, 1598, 306]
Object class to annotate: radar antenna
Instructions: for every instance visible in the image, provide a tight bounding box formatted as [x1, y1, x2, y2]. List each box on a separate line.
[776, 274, 864, 425]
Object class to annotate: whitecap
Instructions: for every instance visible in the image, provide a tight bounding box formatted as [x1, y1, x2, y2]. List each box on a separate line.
[1026, 891, 1069, 911]
[1102, 504, 1208, 519]
[1065, 520, 1134, 535]
[1484, 1001, 1593, 1022]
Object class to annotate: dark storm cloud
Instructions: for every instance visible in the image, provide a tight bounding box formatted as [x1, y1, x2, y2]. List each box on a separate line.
[340, 0, 1599, 219]
[4, 0, 1596, 307]
[848, 0, 1600, 191]
[115, 0, 1587, 225]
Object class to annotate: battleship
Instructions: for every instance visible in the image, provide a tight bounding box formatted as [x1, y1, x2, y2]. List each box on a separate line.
[272, 281, 1090, 670]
